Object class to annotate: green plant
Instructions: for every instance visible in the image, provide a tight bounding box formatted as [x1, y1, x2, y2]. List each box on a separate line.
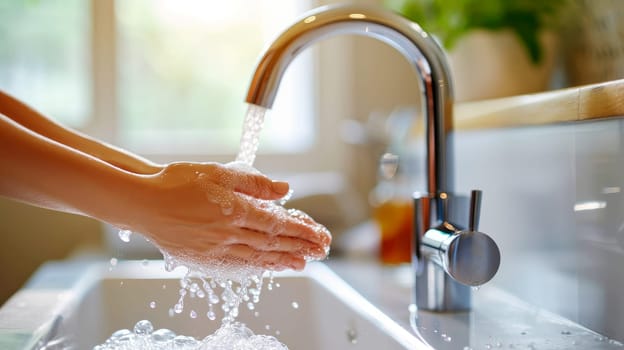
[385, 0, 567, 64]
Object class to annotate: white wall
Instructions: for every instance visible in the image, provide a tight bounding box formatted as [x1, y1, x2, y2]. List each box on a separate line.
[451, 119, 624, 340]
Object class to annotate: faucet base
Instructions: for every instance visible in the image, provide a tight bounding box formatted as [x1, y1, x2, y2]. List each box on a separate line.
[414, 258, 471, 312]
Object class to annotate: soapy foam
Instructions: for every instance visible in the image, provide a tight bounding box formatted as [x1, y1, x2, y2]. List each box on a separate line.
[94, 320, 288, 350]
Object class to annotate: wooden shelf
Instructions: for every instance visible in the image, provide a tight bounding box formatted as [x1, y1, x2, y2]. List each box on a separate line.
[454, 78, 624, 130]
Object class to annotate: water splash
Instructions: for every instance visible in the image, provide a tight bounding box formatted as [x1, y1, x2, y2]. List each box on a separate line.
[93, 320, 288, 350]
[118, 229, 132, 243]
[96, 103, 319, 350]
[160, 251, 267, 324]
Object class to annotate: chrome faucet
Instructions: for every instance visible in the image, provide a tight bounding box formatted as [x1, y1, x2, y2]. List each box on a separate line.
[244, 4, 500, 312]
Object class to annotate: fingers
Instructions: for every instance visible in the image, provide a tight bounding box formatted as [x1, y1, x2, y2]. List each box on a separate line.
[220, 244, 306, 271]
[222, 226, 327, 260]
[160, 162, 290, 200]
[151, 223, 327, 268]
[229, 172, 289, 200]
[205, 163, 290, 200]
[187, 225, 327, 261]
[235, 197, 332, 250]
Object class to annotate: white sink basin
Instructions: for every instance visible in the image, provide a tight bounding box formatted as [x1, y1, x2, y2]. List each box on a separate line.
[0, 260, 422, 349]
[328, 261, 624, 350]
[4, 259, 621, 350]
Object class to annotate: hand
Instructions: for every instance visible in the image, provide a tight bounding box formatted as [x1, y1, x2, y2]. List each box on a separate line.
[0, 91, 330, 272]
[125, 162, 331, 271]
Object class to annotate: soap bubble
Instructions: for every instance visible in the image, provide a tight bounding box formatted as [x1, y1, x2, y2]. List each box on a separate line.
[133, 320, 154, 336]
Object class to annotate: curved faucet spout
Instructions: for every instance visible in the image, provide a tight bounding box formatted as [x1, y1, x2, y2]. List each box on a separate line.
[245, 4, 500, 313]
[245, 4, 454, 196]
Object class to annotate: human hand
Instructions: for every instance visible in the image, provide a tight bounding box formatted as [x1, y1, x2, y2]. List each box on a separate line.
[125, 162, 331, 271]
[0, 89, 329, 271]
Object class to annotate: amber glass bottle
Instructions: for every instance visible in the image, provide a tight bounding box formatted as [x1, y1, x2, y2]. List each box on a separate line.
[373, 197, 413, 264]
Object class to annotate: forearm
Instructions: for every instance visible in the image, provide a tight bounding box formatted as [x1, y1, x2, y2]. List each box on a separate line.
[0, 113, 149, 226]
[0, 90, 162, 174]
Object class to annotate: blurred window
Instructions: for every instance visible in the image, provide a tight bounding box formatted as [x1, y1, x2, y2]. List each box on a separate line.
[0, 1, 315, 156]
[0, 0, 90, 127]
[116, 0, 315, 154]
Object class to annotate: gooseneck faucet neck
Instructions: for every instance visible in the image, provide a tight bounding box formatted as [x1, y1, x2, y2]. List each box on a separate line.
[245, 4, 454, 196]
[245, 4, 500, 313]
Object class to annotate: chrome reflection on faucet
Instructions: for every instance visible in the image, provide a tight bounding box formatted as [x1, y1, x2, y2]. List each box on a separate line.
[244, 4, 500, 312]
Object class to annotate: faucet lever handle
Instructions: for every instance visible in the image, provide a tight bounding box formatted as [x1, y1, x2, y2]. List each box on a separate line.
[469, 190, 482, 232]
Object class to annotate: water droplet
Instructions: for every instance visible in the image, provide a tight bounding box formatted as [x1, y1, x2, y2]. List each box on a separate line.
[275, 330, 281, 336]
[133, 320, 154, 336]
[207, 310, 216, 321]
[174, 303, 183, 314]
[141, 259, 149, 267]
[486, 344, 492, 349]
[277, 189, 294, 206]
[118, 229, 132, 243]
[164, 254, 175, 272]
[149, 301, 156, 309]
[109, 257, 118, 266]
[495, 342, 502, 347]
[291, 301, 299, 309]
[472, 286, 481, 292]
[347, 328, 358, 344]
[265, 324, 271, 331]
[254, 311, 260, 317]
[521, 331, 527, 335]
[190, 310, 197, 319]
[463, 347, 473, 350]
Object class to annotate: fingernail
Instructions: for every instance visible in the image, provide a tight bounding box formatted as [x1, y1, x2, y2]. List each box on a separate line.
[271, 181, 289, 195]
